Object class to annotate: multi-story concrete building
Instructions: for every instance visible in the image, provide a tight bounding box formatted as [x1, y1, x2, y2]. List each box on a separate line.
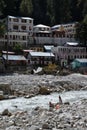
[30, 22, 77, 47]
[52, 42, 87, 66]
[0, 16, 77, 50]
[51, 22, 77, 45]
[28, 51, 55, 65]
[0, 15, 33, 49]
[33, 24, 52, 44]
[8, 16, 33, 34]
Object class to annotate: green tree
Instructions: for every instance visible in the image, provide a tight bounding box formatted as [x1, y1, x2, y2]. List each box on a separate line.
[3, 0, 18, 16]
[82, 0, 87, 18]
[59, 0, 72, 23]
[0, 22, 6, 37]
[20, 0, 33, 16]
[13, 43, 23, 54]
[32, 0, 48, 25]
[47, 0, 56, 25]
[0, 0, 5, 16]
[76, 16, 87, 46]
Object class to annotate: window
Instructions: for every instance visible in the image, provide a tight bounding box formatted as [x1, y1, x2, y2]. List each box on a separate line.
[21, 26, 26, 30]
[42, 28, 45, 31]
[5, 35, 7, 39]
[13, 18, 19, 22]
[13, 35, 15, 40]
[29, 26, 32, 30]
[29, 20, 32, 23]
[39, 28, 41, 31]
[21, 19, 26, 23]
[9, 18, 11, 22]
[47, 28, 49, 31]
[22, 36, 26, 40]
[10, 35, 12, 38]
[13, 25, 18, 30]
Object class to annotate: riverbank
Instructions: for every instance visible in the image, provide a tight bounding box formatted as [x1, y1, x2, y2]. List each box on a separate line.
[0, 73, 87, 97]
[0, 73, 87, 129]
[0, 97, 87, 130]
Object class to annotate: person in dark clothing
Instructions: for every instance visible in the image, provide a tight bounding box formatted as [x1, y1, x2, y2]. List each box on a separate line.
[59, 95, 63, 104]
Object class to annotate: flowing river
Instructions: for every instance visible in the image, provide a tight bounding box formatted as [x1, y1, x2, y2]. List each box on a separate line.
[0, 90, 87, 113]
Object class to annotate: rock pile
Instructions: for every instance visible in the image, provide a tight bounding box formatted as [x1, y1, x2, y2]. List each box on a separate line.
[0, 73, 87, 129]
[0, 99, 87, 129]
[0, 73, 87, 98]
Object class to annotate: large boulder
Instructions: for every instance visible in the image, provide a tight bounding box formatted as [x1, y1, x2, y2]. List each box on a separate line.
[2, 109, 12, 116]
[39, 86, 51, 95]
[0, 91, 4, 100]
[0, 84, 12, 95]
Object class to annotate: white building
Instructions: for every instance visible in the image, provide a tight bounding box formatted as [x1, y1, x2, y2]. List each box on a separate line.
[51, 22, 77, 45]
[0, 15, 34, 48]
[51, 22, 77, 38]
[33, 24, 52, 45]
[28, 51, 54, 65]
[0, 16, 78, 49]
[8, 15, 33, 35]
[33, 23, 77, 45]
[52, 42, 87, 66]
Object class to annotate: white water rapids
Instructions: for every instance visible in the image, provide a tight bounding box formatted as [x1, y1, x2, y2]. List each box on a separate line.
[0, 90, 87, 113]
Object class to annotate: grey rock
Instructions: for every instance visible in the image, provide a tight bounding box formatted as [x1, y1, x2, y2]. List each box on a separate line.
[2, 109, 12, 116]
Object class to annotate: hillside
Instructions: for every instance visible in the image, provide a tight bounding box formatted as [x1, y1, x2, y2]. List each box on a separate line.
[0, 0, 87, 25]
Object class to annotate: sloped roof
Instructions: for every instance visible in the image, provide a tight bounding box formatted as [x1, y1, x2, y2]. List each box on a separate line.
[23, 50, 34, 52]
[75, 58, 87, 63]
[66, 42, 78, 46]
[3, 55, 26, 61]
[2, 51, 15, 54]
[29, 52, 54, 57]
[44, 45, 54, 50]
[34, 24, 50, 28]
[8, 15, 33, 20]
[51, 25, 61, 30]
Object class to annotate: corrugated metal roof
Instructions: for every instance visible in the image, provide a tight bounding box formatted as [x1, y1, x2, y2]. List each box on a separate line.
[66, 42, 78, 46]
[2, 51, 15, 54]
[44, 45, 54, 50]
[23, 50, 34, 52]
[29, 52, 54, 57]
[51, 25, 61, 30]
[8, 15, 33, 20]
[37, 31, 51, 33]
[3, 55, 26, 61]
[34, 24, 50, 28]
[75, 58, 87, 63]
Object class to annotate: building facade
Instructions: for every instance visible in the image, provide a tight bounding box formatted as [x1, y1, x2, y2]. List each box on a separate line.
[0, 15, 33, 49]
[52, 44, 87, 66]
[28, 51, 54, 65]
[0, 16, 77, 50]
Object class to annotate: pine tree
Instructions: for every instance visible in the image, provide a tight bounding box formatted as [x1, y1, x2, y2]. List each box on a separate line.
[59, 0, 72, 23]
[47, 0, 56, 25]
[0, 0, 5, 16]
[20, 0, 33, 17]
[76, 16, 87, 46]
[0, 22, 6, 37]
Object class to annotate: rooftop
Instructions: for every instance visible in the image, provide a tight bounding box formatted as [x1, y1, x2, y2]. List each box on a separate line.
[3, 54, 26, 61]
[34, 24, 50, 28]
[75, 58, 87, 63]
[44, 45, 54, 50]
[29, 52, 54, 57]
[8, 15, 33, 20]
[66, 42, 79, 46]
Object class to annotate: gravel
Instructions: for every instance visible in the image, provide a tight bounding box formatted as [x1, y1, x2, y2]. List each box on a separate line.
[0, 73, 87, 130]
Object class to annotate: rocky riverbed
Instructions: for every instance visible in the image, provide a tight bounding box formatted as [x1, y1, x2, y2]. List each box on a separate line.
[0, 73, 87, 130]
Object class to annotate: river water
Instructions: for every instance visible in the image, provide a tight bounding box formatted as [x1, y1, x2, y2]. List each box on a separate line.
[0, 90, 87, 113]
